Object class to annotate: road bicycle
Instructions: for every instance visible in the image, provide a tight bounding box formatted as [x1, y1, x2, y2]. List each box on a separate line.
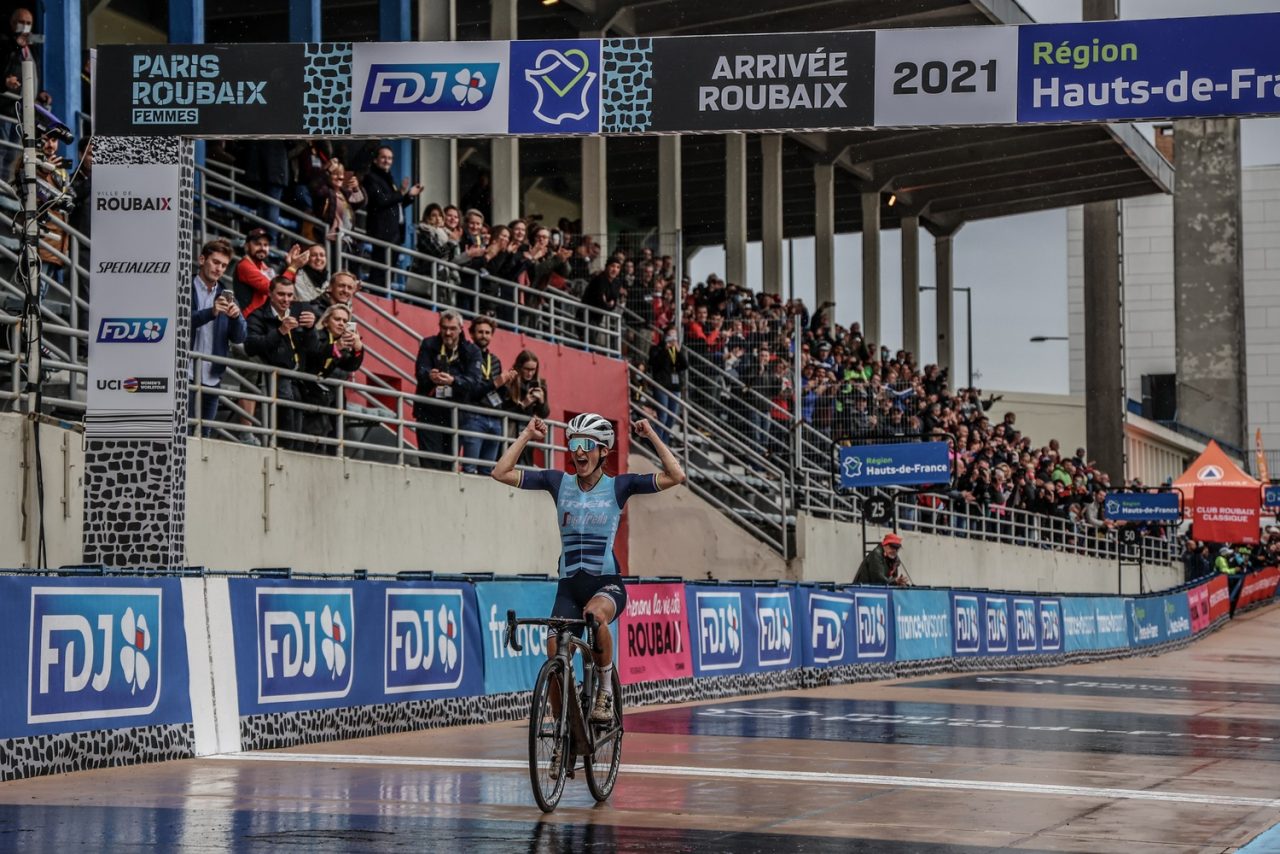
[505, 610, 624, 813]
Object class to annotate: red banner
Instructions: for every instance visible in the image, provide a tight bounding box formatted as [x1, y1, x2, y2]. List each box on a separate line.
[1236, 567, 1280, 610]
[1188, 583, 1210, 634]
[1193, 485, 1260, 544]
[1207, 574, 1231, 622]
[617, 582, 692, 685]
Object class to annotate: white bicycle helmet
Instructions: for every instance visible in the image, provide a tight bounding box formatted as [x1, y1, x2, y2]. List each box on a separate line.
[566, 413, 615, 449]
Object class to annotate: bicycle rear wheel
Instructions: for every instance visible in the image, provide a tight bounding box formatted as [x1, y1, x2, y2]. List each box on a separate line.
[529, 658, 569, 813]
[585, 668, 623, 802]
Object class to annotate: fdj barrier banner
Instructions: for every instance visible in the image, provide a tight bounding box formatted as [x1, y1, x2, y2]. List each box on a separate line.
[95, 44, 309, 136]
[1103, 492, 1181, 523]
[838, 441, 951, 490]
[0, 577, 191, 738]
[1236, 567, 1280, 611]
[1018, 14, 1280, 124]
[951, 592, 1060, 657]
[647, 32, 875, 133]
[228, 580, 483, 716]
[799, 587, 894, 668]
[86, 162, 183, 438]
[891, 589, 952, 661]
[617, 583, 691, 685]
[685, 586, 799, 677]
[473, 581, 556, 695]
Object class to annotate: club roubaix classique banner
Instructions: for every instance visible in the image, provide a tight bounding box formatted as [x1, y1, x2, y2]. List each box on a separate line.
[92, 12, 1280, 139]
[0, 577, 192, 739]
[617, 582, 692, 685]
[86, 162, 183, 438]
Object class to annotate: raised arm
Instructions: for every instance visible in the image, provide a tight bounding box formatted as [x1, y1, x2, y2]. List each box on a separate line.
[492, 416, 546, 486]
[634, 419, 686, 490]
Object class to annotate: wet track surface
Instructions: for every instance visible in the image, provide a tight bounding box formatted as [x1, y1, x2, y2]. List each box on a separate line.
[0, 605, 1276, 852]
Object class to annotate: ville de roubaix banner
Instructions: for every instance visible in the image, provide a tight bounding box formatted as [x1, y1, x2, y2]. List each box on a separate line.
[94, 11, 1280, 139]
[86, 161, 182, 439]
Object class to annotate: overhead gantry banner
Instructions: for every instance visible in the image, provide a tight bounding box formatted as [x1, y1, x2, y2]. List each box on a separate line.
[96, 12, 1280, 138]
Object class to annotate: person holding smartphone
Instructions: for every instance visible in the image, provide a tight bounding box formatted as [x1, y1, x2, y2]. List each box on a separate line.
[299, 304, 365, 454]
[189, 239, 247, 437]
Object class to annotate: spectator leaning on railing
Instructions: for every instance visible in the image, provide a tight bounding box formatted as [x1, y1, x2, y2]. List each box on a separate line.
[244, 276, 317, 450]
[299, 302, 364, 455]
[188, 239, 245, 437]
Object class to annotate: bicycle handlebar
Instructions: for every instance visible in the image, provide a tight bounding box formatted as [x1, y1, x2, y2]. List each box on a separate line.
[506, 610, 602, 654]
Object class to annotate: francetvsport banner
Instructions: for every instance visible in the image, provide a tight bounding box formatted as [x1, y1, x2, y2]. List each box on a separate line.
[890, 589, 952, 661]
[227, 579, 484, 717]
[86, 162, 182, 438]
[0, 577, 192, 739]
[616, 582, 691, 685]
[473, 580, 557, 695]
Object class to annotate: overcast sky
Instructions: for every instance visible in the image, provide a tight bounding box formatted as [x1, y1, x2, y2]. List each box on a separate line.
[688, 0, 1280, 396]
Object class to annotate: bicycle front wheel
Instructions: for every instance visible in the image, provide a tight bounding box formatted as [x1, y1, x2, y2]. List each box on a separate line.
[529, 657, 570, 813]
[585, 667, 624, 802]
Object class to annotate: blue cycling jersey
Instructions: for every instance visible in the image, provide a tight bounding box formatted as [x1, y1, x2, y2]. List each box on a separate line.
[518, 469, 660, 577]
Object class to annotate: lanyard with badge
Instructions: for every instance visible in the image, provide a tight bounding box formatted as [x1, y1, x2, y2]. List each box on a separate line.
[435, 343, 457, 399]
[667, 345, 680, 387]
[479, 352, 503, 408]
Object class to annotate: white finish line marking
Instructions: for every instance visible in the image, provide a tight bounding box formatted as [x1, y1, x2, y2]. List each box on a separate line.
[211, 752, 1280, 810]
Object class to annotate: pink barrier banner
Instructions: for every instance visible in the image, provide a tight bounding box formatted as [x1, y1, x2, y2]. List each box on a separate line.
[1188, 583, 1210, 634]
[618, 583, 692, 685]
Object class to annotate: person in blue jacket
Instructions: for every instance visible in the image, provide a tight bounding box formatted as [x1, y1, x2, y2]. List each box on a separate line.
[189, 239, 247, 436]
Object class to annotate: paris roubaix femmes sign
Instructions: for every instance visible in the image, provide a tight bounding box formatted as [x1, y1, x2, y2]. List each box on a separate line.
[92, 11, 1280, 139]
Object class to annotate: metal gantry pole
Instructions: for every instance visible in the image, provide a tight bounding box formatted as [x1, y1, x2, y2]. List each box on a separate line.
[20, 58, 41, 418]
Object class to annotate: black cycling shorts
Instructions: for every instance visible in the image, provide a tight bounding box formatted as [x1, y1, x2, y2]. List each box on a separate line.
[551, 572, 628, 636]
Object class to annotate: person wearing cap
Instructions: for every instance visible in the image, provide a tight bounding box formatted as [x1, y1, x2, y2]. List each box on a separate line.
[232, 227, 308, 318]
[854, 533, 908, 587]
[1215, 547, 1239, 575]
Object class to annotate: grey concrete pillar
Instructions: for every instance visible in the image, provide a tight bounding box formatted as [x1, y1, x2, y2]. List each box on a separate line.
[490, 0, 519, 224]
[761, 134, 784, 296]
[1083, 201, 1126, 481]
[1174, 118, 1248, 449]
[861, 191, 881, 346]
[725, 134, 748, 287]
[814, 163, 836, 312]
[658, 135, 682, 243]
[417, 0, 457, 209]
[901, 215, 920, 358]
[581, 136, 608, 247]
[935, 232, 955, 375]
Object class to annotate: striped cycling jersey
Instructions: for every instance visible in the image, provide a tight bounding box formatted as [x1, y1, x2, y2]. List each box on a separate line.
[518, 469, 660, 577]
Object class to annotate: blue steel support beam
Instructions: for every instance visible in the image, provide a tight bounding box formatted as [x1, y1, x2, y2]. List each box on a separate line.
[380, 0, 414, 251]
[289, 0, 322, 43]
[41, 0, 81, 162]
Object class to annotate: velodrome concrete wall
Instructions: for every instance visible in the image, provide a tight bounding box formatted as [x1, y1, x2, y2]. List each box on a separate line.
[0, 413, 1181, 593]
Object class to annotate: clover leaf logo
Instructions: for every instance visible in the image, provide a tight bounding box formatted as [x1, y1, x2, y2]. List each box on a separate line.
[141, 320, 164, 341]
[119, 607, 152, 694]
[436, 604, 459, 672]
[452, 69, 488, 106]
[320, 605, 347, 679]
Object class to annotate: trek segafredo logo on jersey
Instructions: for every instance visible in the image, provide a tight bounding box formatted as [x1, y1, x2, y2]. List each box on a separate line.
[696, 591, 742, 672]
[385, 589, 465, 693]
[256, 588, 353, 704]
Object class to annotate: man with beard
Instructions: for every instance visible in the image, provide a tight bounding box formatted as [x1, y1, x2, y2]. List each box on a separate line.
[233, 227, 307, 317]
[461, 316, 517, 474]
[413, 310, 480, 470]
[491, 414, 683, 758]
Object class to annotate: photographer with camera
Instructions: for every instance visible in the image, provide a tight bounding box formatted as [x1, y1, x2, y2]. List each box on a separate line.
[189, 239, 246, 437]
[299, 303, 364, 454]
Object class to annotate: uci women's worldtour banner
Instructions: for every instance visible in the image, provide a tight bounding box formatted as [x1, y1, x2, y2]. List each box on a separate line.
[87, 162, 182, 438]
[1017, 13, 1280, 123]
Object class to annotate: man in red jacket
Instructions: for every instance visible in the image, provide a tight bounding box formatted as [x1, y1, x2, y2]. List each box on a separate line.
[232, 227, 308, 318]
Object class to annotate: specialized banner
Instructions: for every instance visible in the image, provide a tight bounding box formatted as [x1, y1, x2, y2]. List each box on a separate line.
[1188, 583, 1211, 635]
[1207, 574, 1232, 623]
[0, 577, 191, 738]
[685, 585, 800, 678]
[647, 32, 875, 133]
[891, 589, 952, 661]
[1236, 567, 1280, 611]
[227, 579, 484, 717]
[617, 583, 691, 685]
[838, 441, 951, 490]
[1193, 486, 1260, 544]
[1018, 14, 1280, 124]
[473, 581, 556, 695]
[95, 44, 308, 136]
[86, 162, 182, 438]
[1103, 492, 1181, 523]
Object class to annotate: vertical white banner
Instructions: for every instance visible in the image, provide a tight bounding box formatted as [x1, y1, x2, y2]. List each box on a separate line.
[86, 162, 182, 437]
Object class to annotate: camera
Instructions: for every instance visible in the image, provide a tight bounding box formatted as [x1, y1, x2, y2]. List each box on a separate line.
[34, 103, 72, 145]
[345, 320, 357, 334]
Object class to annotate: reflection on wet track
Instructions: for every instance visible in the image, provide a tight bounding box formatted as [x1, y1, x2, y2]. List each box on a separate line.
[902, 673, 1280, 703]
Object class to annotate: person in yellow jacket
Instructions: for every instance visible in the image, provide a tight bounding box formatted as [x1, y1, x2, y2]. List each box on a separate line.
[1215, 547, 1239, 575]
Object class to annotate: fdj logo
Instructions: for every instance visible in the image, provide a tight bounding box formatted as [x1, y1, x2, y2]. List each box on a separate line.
[257, 589, 353, 704]
[96, 317, 167, 343]
[696, 592, 742, 672]
[385, 589, 465, 693]
[810, 594, 852, 665]
[1014, 599, 1038, 652]
[756, 591, 793, 667]
[986, 597, 1010, 652]
[854, 592, 890, 659]
[362, 63, 499, 112]
[29, 587, 162, 724]
[953, 595, 981, 653]
[1039, 601, 1062, 651]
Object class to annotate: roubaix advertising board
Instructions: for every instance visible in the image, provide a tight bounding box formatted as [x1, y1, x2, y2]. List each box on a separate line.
[1193, 485, 1260, 544]
[95, 44, 308, 136]
[227, 579, 483, 717]
[617, 582, 691, 685]
[1208, 574, 1232, 623]
[1236, 567, 1280, 611]
[86, 162, 182, 438]
[838, 441, 951, 490]
[0, 577, 191, 739]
